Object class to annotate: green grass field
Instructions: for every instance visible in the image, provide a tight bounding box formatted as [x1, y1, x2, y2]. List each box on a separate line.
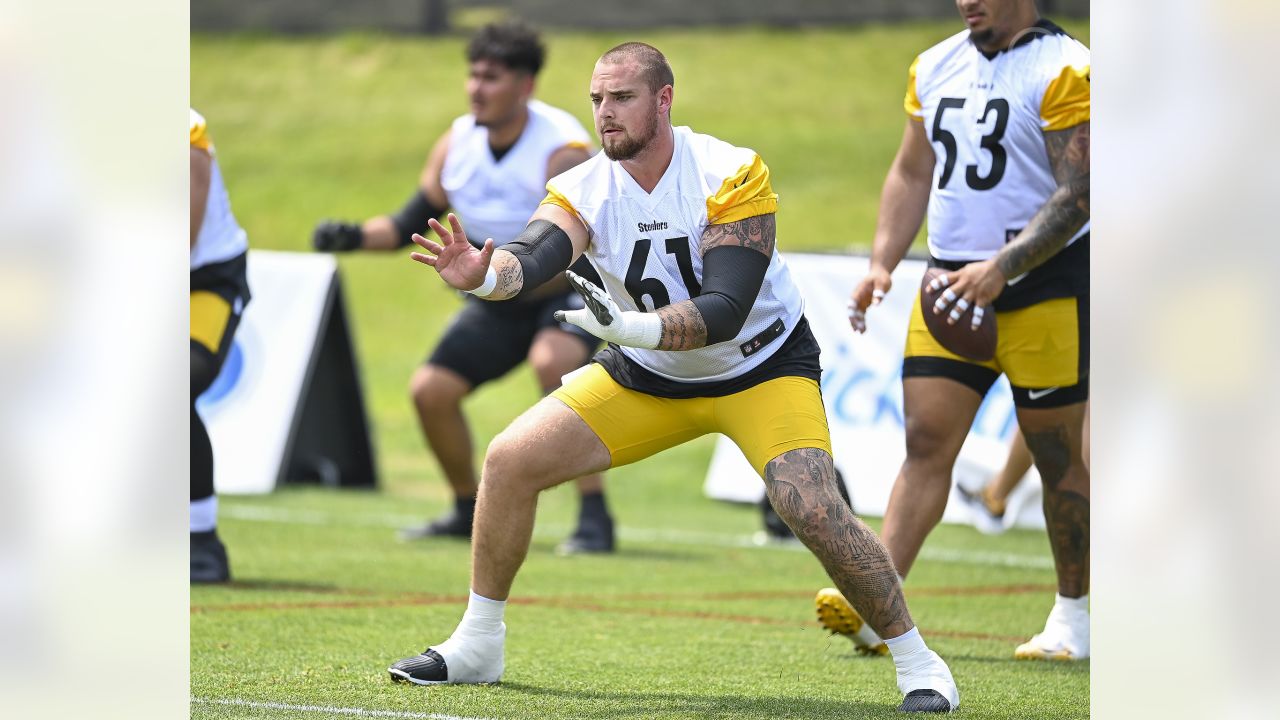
[192, 20, 1089, 719]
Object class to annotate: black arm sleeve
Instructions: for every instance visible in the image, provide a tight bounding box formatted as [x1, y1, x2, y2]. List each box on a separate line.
[389, 189, 448, 248]
[690, 245, 770, 344]
[505, 219, 576, 298]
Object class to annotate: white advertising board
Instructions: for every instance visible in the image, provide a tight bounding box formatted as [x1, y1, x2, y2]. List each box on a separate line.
[195, 251, 336, 494]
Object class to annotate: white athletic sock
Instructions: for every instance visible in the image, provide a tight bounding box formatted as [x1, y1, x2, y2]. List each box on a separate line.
[456, 590, 506, 636]
[885, 626, 959, 707]
[432, 590, 507, 683]
[1054, 593, 1089, 616]
[884, 626, 928, 669]
[190, 496, 218, 533]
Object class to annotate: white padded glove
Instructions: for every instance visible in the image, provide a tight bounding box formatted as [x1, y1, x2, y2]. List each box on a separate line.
[554, 270, 662, 350]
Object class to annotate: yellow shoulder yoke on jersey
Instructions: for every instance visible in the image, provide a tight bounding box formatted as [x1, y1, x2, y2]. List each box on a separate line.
[707, 154, 777, 225]
[540, 185, 584, 222]
[1041, 64, 1090, 131]
[190, 116, 211, 151]
[904, 55, 924, 120]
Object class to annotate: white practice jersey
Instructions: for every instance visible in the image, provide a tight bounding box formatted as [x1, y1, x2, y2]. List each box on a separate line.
[190, 109, 248, 271]
[543, 126, 804, 384]
[907, 20, 1090, 261]
[441, 99, 591, 246]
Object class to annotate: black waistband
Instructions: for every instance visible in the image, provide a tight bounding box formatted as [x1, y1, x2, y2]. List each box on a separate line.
[928, 257, 971, 271]
[928, 232, 1089, 311]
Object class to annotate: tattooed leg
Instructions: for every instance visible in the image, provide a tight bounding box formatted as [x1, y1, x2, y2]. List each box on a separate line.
[765, 447, 914, 639]
[1017, 403, 1090, 598]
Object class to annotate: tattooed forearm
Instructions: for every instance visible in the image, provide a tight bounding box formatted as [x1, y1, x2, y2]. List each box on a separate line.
[994, 122, 1090, 280]
[699, 213, 776, 256]
[484, 250, 524, 301]
[765, 448, 913, 638]
[655, 300, 709, 350]
[1024, 424, 1090, 597]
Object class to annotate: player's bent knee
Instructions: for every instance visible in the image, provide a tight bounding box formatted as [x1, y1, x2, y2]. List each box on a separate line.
[902, 414, 964, 466]
[482, 431, 562, 493]
[762, 448, 846, 537]
[409, 365, 469, 412]
[1021, 425, 1085, 491]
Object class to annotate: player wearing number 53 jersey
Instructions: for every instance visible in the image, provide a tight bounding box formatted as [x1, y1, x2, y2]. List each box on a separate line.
[388, 42, 960, 713]
[831, 0, 1091, 666]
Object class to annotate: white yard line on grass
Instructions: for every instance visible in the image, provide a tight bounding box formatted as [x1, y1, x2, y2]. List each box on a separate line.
[221, 504, 1052, 570]
[192, 696, 496, 720]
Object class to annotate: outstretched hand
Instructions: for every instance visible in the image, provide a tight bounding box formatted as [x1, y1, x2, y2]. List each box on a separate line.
[409, 213, 495, 292]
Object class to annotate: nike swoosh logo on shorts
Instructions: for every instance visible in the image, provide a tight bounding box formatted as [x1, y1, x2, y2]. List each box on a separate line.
[1027, 386, 1060, 400]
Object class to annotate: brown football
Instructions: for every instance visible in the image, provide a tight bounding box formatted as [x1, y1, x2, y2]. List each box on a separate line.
[919, 267, 997, 362]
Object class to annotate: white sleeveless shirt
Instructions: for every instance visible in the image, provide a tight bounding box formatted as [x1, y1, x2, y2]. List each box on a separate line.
[440, 99, 590, 247]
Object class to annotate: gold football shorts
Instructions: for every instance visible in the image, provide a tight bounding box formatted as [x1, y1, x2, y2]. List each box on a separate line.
[903, 294, 1088, 408]
[553, 363, 832, 476]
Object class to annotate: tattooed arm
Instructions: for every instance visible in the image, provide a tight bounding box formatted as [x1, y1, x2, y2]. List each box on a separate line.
[653, 213, 776, 351]
[994, 121, 1090, 279]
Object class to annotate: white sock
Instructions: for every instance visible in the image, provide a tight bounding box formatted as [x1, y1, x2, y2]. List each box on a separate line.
[431, 590, 507, 683]
[884, 626, 928, 669]
[885, 626, 958, 707]
[1055, 593, 1089, 615]
[456, 590, 506, 636]
[1050, 593, 1089, 629]
[190, 496, 217, 533]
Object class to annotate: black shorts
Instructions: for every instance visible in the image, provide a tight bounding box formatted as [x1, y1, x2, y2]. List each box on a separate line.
[428, 291, 600, 388]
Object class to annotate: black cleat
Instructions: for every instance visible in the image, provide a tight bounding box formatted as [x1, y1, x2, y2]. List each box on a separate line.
[190, 531, 230, 584]
[898, 689, 952, 713]
[399, 509, 473, 541]
[556, 513, 615, 555]
[388, 648, 449, 685]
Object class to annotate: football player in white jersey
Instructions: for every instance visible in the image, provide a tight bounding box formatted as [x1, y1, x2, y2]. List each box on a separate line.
[312, 22, 617, 554]
[190, 108, 251, 583]
[826, 0, 1091, 662]
[388, 42, 960, 713]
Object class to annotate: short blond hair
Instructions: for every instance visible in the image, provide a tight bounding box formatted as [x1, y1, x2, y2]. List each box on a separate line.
[598, 42, 674, 92]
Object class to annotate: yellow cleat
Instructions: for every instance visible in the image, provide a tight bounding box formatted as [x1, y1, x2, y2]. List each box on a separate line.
[815, 587, 889, 656]
[1013, 603, 1090, 661]
[1013, 633, 1088, 661]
